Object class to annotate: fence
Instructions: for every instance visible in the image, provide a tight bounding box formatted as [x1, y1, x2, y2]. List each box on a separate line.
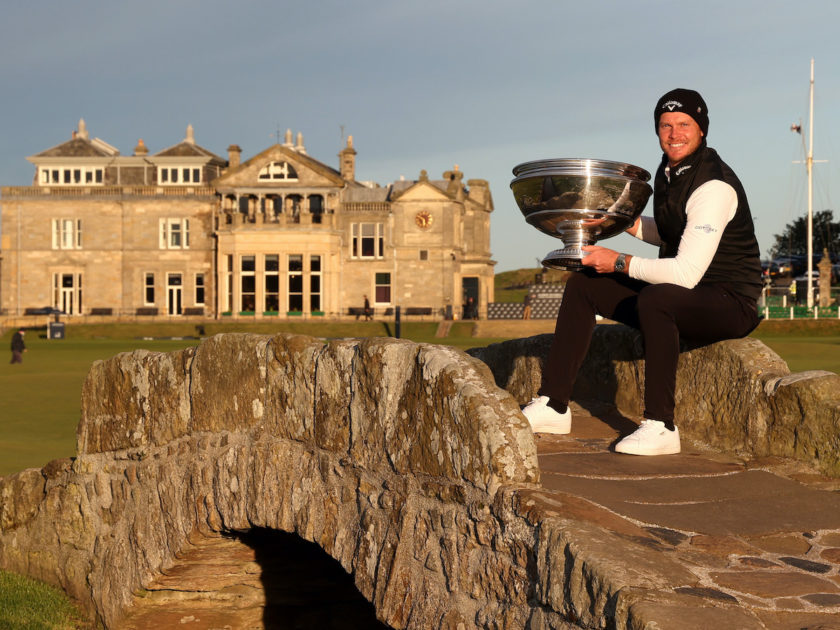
[760, 291, 839, 319]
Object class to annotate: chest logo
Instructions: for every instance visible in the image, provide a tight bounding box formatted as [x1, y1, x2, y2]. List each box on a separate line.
[675, 165, 692, 176]
[695, 224, 717, 234]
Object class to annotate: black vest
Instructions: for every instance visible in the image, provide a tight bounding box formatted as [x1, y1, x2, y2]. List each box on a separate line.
[653, 145, 762, 300]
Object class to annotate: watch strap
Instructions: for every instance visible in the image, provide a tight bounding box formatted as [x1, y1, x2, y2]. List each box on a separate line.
[614, 253, 626, 273]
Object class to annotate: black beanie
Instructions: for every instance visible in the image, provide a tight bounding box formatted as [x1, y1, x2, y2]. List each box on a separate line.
[654, 88, 709, 137]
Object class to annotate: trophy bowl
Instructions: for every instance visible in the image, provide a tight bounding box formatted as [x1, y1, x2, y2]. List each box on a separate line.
[511, 158, 653, 270]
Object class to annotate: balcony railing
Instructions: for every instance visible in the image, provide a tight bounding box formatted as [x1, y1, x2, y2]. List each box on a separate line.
[1, 185, 217, 198]
[340, 202, 391, 213]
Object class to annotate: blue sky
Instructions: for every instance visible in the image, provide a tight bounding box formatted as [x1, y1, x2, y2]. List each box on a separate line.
[2, 0, 839, 271]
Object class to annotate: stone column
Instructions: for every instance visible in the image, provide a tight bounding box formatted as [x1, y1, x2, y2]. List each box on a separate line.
[301, 195, 312, 225]
[255, 196, 264, 225]
[818, 248, 832, 307]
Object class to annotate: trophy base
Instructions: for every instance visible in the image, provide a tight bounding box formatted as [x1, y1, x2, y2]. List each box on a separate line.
[542, 247, 585, 271]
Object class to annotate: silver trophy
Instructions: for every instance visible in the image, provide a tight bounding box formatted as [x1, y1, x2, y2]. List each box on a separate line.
[511, 158, 653, 270]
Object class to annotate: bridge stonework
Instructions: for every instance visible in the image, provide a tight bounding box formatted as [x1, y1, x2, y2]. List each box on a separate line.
[0, 333, 583, 629]
[469, 325, 840, 476]
[3, 329, 840, 628]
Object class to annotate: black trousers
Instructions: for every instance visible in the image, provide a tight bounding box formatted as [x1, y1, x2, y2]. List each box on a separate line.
[539, 271, 760, 426]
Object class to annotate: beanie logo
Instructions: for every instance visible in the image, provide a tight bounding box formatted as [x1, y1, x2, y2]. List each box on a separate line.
[675, 165, 692, 176]
[662, 100, 683, 111]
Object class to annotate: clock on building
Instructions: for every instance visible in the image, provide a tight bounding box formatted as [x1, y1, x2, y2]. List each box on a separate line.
[415, 211, 433, 229]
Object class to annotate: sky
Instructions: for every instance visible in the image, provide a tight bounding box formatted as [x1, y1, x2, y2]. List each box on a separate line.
[1, 0, 839, 271]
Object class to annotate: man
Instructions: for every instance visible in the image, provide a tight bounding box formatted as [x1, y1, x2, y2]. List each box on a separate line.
[10, 329, 26, 364]
[523, 88, 762, 456]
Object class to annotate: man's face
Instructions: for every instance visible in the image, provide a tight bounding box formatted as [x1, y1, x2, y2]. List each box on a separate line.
[658, 112, 704, 166]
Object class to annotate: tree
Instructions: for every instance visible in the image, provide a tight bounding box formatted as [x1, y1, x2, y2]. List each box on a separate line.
[769, 209, 839, 260]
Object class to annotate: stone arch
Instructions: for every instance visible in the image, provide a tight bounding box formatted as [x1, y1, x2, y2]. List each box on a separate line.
[0, 334, 544, 628]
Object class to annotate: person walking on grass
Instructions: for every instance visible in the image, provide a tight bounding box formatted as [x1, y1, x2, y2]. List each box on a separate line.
[523, 88, 762, 456]
[10, 329, 26, 364]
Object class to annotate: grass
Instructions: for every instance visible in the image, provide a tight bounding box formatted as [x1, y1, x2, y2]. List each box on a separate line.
[751, 319, 840, 374]
[0, 570, 87, 629]
[755, 336, 840, 374]
[0, 335, 202, 477]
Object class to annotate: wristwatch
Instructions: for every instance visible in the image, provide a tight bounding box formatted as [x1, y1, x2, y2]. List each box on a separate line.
[614, 253, 627, 273]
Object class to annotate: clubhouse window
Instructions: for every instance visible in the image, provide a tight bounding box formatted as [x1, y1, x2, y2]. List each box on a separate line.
[264, 254, 279, 312]
[194, 273, 205, 306]
[158, 167, 202, 185]
[288, 254, 303, 312]
[144, 272, 155, 305]
[310, 255, 322, 312]
[374, 272, 391, 304]
[351, 223, 384, 259]
[258, 161, 298, 181]
[159, 218, 190, 249]
[240, 255, 256, 312]
[40, 167, 103, 186]
[52, 218, 82, 249]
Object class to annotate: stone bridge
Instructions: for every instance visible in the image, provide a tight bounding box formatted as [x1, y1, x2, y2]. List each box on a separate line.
[1, 329, 839, 628]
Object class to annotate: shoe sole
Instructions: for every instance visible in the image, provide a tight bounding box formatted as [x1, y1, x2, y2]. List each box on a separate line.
[614, 446, 680, 456]
[615, 440, 681, 456]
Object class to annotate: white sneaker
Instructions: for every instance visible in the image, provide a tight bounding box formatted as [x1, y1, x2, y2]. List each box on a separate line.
[614, 420, 680, 456]
[521, 396, 571, 434]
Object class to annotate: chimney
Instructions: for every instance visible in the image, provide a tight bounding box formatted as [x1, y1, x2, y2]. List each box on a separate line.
[284, 129, 293, 147]
[466, 179, 490, 207]
[77, 118, 89, 140]
[295, 131, 306, 154]
[339, 135, 357, 181]
[228, 145, 242, 169]
[443, 164, 464, 195]
[185, 124, 195, 144]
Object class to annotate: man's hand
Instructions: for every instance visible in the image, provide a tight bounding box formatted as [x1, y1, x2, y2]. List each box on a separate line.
[581, 245, 620, 273]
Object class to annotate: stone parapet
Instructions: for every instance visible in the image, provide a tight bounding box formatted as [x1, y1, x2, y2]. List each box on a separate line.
[468, 326, 840, 476]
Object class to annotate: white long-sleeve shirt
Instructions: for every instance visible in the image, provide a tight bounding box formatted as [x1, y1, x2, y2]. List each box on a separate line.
[628, 178, 738, 288]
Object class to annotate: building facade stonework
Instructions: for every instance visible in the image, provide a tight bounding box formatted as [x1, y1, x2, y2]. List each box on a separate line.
[0, 121, 495, 320]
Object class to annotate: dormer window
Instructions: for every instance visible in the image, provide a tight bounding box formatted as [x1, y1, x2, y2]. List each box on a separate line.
[158, 167, 202, 185]
[40, 166, 103, 186]
[258, 161, 298, 181]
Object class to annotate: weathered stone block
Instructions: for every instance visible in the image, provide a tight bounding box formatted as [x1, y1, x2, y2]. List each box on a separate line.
[265, 333, 324, 442]
[764, 371, 840, 473]
[312, 338, 357, 453]
[0, 468, 45, 531]
[78, 347, 194, 454]
[191, 334, 269, 434]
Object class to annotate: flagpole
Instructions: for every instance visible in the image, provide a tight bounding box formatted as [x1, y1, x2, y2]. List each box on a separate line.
[807, 57, 815, 309]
